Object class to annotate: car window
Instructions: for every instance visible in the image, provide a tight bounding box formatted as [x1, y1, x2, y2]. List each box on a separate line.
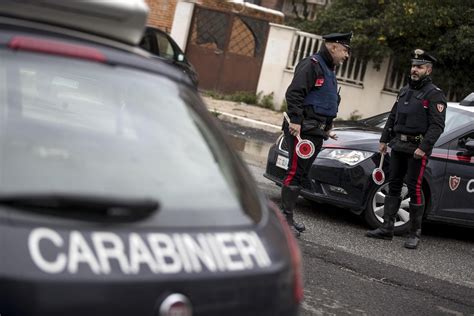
[156, 32, 176, 60]
[0, 50, 241, 212]
[360, 112, 389, 128]
[444, 107, 472, 134]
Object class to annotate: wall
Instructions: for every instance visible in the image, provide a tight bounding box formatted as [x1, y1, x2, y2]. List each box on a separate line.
[256, 23, 296, 111]
[170, 1, 195, 50]
[258, 23, 397, 119]
[144, 0, 177, 31]
[260, 0, 284, 10]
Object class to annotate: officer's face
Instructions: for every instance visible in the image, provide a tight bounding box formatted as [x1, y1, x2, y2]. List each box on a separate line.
[410, 63, 432, 81]
[331, 43, 350, 65]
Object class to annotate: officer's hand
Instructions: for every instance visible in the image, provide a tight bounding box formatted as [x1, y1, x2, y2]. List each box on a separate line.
[414, 148, 425, 159]
[327, 131, 338, 140]
[289, 123, 301, 137]
[379, 142, 387, 154]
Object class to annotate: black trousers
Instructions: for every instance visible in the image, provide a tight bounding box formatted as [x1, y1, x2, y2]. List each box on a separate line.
[282, 126, 323, 187]
[388, 150, 428, 204]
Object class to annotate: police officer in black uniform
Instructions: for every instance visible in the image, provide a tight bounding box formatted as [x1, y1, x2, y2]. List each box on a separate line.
[366, 49, 447, 249]
[281, 32, 352, 236]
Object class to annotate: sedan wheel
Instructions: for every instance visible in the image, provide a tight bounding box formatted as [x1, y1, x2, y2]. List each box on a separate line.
[364, 182, 417, 235]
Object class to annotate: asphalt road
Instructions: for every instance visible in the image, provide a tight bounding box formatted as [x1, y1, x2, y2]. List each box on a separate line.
[219, 119, 474, 316]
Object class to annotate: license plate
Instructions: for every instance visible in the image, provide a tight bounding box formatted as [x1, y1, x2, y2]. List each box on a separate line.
[276, 155, 289, 170]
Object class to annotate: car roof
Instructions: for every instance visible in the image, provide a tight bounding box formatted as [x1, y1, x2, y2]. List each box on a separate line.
[0, 0, 148, 45]
[0, 1, 195, 88]
[448, 101, 474, 113]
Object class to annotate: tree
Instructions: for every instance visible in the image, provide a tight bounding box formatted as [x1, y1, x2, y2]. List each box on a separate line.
[303, 0, 473, 100]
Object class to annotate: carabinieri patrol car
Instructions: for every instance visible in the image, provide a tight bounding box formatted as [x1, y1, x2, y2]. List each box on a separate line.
[265, 96, 474, 235]
[0, 1, 302, 315]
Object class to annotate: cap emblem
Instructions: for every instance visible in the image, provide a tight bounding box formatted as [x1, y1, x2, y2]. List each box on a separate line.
[414, 49, 424, 59]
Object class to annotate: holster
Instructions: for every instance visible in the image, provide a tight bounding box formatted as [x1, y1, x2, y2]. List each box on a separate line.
[301, 119, 326, 137]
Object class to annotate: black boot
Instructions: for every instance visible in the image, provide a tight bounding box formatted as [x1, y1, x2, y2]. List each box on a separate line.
[281, 185, 305, 234]
[366, 195, 401, 240]
[404, 203, 424, 249]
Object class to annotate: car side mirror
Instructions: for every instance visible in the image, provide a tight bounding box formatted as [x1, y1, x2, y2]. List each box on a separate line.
[176, 53, 185, 62]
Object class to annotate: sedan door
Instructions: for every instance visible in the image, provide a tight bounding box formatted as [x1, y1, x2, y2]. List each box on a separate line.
[436, 131, 474, 225]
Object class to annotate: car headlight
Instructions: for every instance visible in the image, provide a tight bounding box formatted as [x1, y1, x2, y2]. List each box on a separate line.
[317, 148, 374, 166]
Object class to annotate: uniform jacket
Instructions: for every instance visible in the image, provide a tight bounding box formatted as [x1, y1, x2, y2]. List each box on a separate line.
[303, 54, 338, 117]
[380, 77, 446, 155]
[285, 45, 337, 138]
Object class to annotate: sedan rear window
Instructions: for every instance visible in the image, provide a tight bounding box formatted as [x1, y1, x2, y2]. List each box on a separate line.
[0, 50, 242, 213]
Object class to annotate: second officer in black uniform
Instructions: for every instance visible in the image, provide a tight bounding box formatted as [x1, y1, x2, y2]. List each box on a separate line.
[281, 32, 352, 236]
[366, 49, 447, 249]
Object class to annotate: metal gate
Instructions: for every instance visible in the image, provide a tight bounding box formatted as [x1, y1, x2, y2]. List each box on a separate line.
[186, 7, 269, 94]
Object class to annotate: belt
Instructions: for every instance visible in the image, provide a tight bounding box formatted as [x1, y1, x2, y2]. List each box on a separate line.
[301, 120, 326, 131]
[396, 133, 423, 143]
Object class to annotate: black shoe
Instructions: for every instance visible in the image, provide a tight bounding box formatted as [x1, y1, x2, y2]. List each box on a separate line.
[294, 221, 306, 233]
[404, 236, 419, 249]
[365, 227, 393, 240]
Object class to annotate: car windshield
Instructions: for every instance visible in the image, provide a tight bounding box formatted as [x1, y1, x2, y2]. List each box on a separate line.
[360, 112, 389, 128]
[0, 50, 242, 213]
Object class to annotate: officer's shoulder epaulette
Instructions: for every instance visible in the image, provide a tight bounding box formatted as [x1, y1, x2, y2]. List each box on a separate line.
[310, 56, 319, 64]
[428, 84, 445, 95]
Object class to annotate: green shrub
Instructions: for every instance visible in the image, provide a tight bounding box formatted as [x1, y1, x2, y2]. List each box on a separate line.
[203, 90, 225, 100]
[227, 91, 258, 104]
[203, 90, 276, 110]
[258, 92, 274, 110]
[348, 110, 362, 121]
[279, 99, 288, 113]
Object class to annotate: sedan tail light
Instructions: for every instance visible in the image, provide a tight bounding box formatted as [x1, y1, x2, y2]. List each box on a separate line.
[8, 36, 106, 63]
[268, 200, 303, 303]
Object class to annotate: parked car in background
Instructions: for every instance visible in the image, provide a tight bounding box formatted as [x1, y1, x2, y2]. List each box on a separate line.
[140, 26, 199, 87]
[265, 96, 474, 234]
[0, 1, 302, 315]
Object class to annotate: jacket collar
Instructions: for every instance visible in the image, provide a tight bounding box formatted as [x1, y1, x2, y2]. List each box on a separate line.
[408, 76, 432, 89]
[318, 45, 335, 70]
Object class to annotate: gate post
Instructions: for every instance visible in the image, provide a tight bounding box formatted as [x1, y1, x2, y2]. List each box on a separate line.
[170, 0, 195, 51]
[256, 23, 297, 111]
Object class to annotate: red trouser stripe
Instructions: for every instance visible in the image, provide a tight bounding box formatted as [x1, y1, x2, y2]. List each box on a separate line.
[283, 137, 299, 186]
[415, 156, 427, 204]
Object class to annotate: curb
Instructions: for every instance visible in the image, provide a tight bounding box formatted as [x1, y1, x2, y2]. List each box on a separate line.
[211, 110, 281, 134]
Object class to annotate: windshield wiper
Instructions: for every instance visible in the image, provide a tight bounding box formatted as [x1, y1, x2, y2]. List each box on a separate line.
[0, 193, 159, 220]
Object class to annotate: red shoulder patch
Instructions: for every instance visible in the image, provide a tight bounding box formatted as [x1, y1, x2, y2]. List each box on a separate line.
[422, 99, 429, 108]
[315, 77, 324, 87]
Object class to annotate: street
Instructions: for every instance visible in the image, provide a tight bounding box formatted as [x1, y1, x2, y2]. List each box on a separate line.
[221, 119, 474, 315]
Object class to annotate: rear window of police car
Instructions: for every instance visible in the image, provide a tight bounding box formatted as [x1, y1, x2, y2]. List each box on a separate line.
[0, 50, 242, 214]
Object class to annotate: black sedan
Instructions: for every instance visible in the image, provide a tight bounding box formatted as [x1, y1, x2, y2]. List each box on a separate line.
[265, 99, 474, 234]
[0, 1, 301, 315]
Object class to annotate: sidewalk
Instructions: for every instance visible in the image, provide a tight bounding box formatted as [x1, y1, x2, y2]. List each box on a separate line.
[202, 96, 282, 133]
